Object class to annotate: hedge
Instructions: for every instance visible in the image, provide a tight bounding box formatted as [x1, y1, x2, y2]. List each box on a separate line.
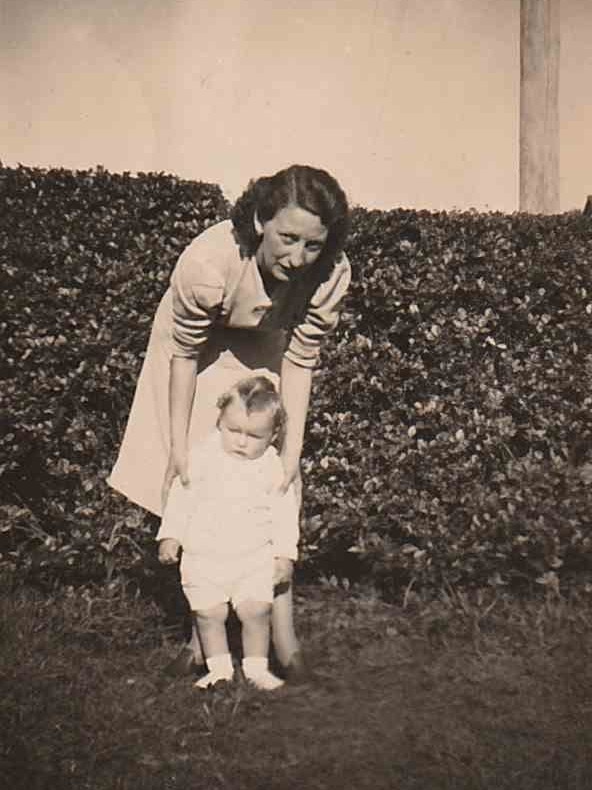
[1, 164, 591, 598]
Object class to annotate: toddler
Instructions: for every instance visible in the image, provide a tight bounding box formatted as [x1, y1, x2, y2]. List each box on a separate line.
[157, 375, 299, 691]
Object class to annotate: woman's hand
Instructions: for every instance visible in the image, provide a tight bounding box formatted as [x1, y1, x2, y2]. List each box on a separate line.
[161, 448, 190, 511]
[273, 556, 294, 586]
[164, 355, 198, 510]
[278, 456, 302, 498]
[158, 538, 181, 565]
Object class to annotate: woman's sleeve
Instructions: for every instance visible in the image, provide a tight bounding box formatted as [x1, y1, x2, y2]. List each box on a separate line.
[170, 228, 230, 358]
[284, 254, 352, 369]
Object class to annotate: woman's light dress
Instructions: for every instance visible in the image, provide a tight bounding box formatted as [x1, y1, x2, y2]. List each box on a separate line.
[108, 220, 351, 516]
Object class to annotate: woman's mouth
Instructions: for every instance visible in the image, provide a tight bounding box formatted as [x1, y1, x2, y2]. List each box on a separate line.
[275, 264, 291, 279]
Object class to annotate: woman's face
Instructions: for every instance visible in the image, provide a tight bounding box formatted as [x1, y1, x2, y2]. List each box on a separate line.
[256, 205, 329, 283]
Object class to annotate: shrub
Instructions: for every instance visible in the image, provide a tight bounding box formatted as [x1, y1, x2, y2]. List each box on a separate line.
[302, 207, 592, 596]
[1, 164, 228, 588]
[1, 165, 591, 597]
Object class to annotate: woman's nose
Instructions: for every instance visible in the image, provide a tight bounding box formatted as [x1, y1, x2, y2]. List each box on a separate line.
[287, 242, 306, 269]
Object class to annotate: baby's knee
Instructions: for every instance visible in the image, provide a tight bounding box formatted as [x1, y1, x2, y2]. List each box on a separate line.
[235, 599, 271, 622]
[194, 603, 228, 625]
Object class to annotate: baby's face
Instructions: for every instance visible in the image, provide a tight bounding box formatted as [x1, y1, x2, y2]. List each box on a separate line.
[218, 401, 276, 460]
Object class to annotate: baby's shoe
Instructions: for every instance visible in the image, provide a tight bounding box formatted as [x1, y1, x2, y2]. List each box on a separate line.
[194, 654, 233, 689]
[242, 656, 284, 691]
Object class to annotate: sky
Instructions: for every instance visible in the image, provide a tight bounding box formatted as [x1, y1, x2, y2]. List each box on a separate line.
[1, 0, 590, 212]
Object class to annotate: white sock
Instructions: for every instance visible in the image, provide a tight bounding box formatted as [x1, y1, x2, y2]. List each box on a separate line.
[242, 656, 267, 676]
[242, 656, 284, 691]
[194, 653, 233, 688]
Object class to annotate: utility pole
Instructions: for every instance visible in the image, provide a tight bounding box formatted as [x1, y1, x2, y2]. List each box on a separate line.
[519, 0, 560, 213]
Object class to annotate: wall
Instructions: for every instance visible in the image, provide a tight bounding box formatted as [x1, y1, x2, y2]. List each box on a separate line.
[0, 0, 589, 211]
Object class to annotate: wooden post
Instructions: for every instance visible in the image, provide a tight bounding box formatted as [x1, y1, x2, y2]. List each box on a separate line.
[520, 0, 560, 214]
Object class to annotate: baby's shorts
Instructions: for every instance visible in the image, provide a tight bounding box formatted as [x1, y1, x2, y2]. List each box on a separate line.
[181, 550, 274, 612]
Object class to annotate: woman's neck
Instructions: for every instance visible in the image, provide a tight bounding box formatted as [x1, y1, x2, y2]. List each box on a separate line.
[256, 250, 281, 298]
[261, 270, 280, 298]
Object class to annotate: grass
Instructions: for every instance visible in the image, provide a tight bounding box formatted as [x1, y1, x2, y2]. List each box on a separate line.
[1, 571, 592, 790]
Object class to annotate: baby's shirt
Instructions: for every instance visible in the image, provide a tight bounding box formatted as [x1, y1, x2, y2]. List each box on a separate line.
[156, 432, 299, 561]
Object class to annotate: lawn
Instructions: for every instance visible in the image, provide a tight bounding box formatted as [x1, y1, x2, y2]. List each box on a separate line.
[1, 573, 592, 790]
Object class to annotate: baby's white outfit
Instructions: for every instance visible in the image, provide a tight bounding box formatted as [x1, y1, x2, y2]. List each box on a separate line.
[156, 431, 299, 611]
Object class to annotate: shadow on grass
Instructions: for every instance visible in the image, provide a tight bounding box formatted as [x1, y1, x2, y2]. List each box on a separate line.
[1, 573, 592, 790]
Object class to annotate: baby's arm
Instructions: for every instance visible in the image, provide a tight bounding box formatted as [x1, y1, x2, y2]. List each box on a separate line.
[155, 477, 192, 565]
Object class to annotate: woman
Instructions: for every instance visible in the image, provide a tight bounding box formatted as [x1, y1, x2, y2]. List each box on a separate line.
[108, 164, 351, 681]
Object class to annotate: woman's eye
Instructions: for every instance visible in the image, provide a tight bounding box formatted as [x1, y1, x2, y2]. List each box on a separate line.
[280, 234, 297, 243]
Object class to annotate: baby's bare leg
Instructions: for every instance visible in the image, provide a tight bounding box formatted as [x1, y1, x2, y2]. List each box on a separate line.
[193, 603, 233, 688]
[236, 600, 283, 691]
[182, 584, 300, 670]
[235, 599, 272, 657]
[195, 603, 229, 658]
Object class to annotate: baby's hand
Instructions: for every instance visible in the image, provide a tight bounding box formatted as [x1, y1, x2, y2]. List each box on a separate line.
[158, 538, 181, 565]
[273, 557, 294, 586]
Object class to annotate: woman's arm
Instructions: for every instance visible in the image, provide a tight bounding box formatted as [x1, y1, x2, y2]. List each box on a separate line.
[162, 355, 199, 510]
[163, 223, 236, 508]
[279, 257, 351, 492]
[279, 355, 312, 494]
[270, 471, 300, 583]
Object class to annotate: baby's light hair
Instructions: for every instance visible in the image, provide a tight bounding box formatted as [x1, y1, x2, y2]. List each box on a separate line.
[216, 375, 286, 442]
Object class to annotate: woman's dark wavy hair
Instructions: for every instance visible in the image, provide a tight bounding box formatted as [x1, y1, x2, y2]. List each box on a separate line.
[230, 164, 350, 271]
